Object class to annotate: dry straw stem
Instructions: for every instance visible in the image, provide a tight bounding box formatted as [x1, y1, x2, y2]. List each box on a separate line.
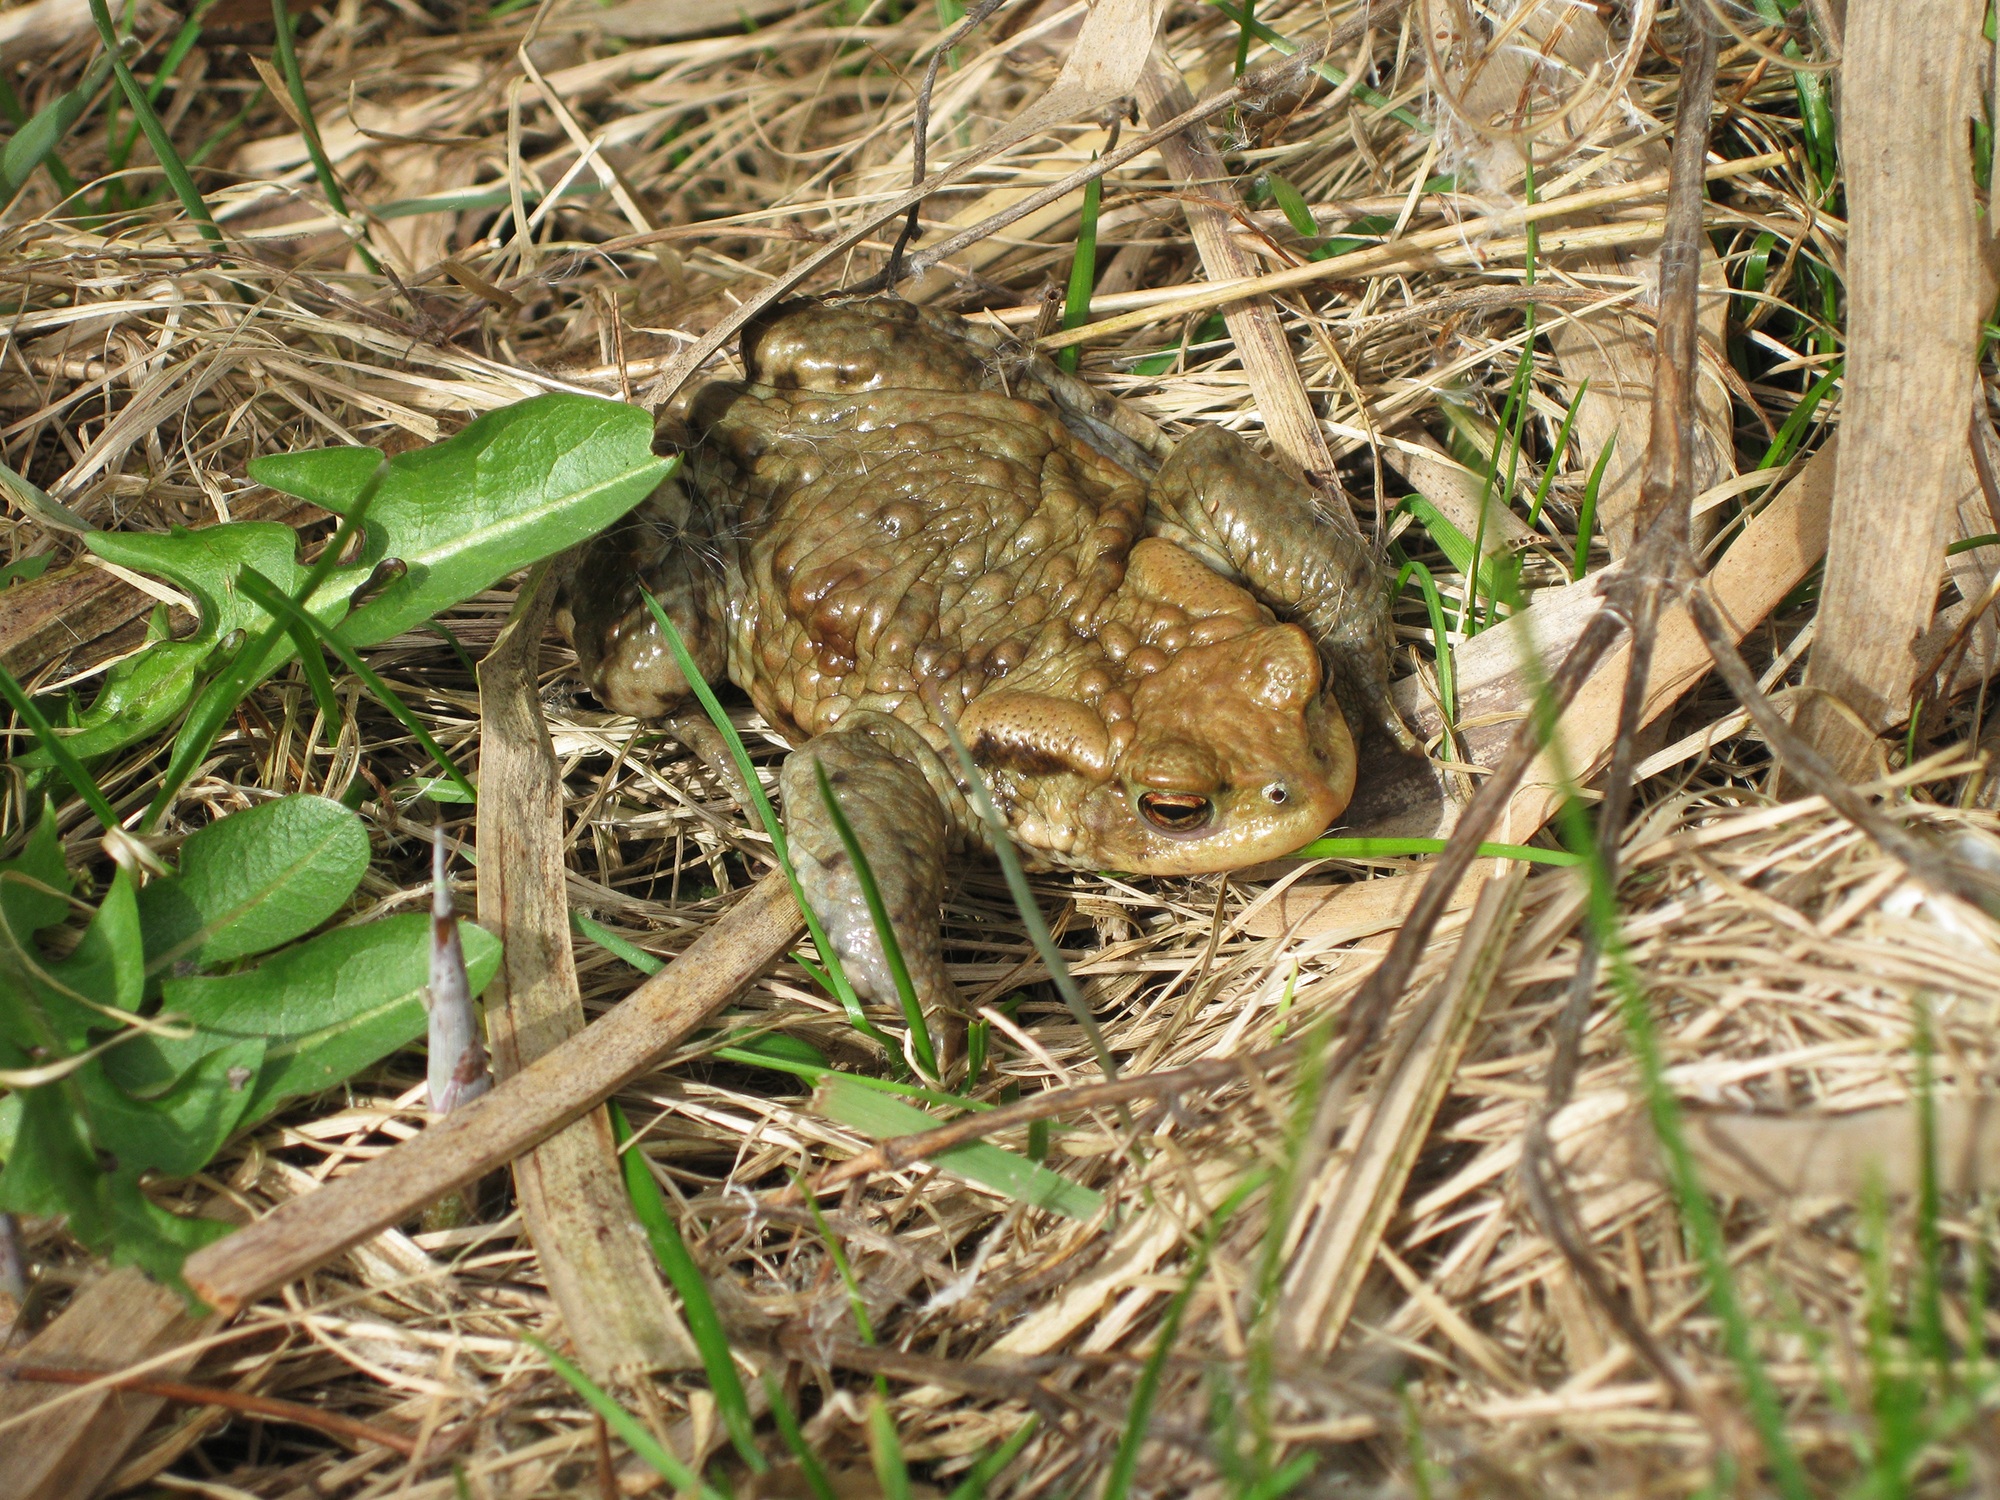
[1796, 0, 1996, 780]
[473, 569, 698, 1377]
[1281, 865, 1535, 1355]
[1027, 151, 1787, 347]
[0, 1266, 215, 1500]
[1135, 47, 1340, 488]
[181, 873, 800, 1317]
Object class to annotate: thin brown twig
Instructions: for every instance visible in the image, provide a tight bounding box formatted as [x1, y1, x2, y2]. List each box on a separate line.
[1517, 3, 1717, 1419]
[1, 1362, 422, 1457]
[1689, 588, 1990, 907]
[886, 0, 1010, 287]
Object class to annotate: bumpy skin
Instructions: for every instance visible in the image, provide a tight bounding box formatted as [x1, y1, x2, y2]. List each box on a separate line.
[566, 297, 1402, 1043]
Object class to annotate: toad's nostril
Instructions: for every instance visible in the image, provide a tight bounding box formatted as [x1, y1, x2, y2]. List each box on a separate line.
[1263, 782, 1289, 806]
[1139, 791, 1212, 834]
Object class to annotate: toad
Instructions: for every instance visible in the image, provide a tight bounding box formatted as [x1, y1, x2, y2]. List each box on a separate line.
[563, 298, 1407, 1055]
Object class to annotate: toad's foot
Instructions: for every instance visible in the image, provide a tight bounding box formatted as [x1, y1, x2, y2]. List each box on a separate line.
[1149, 425, 1416, 754]
[779, 712, 970, 1076]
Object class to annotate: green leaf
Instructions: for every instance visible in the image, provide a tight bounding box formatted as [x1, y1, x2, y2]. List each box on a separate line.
[253, 393, 674, 649]
[107, 912, 500, 1120]
[48, 522, 326, 765]
[43, 395, 668, 771]
[0, 553, 52, 588]
[78, 1036, 266, 1178]
[46, 865, 145, 1023]
[0, 1074, 231, 1287]
[20, 638, 202, 768]
[0, 804, 69, 941]
[0, 1085, 100, 1222]
[0, 821, 115, 1057]
[0, 50, 111, 202]
[137, 794, 370, 976]
[814, 1075, 1102, 1221]
[245, 443, 384, 511]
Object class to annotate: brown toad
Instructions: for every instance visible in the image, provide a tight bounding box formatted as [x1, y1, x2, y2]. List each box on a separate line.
[564, 298, 1406, 1047]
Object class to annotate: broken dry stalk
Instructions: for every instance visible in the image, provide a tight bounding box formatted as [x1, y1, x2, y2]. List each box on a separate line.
[425, 826, 489, 1116]
[1795, 0, 1994, 779]
[181, 871, 801, 1318]
[1519, 0, 1718, 1371]
[475, 571, 696, 1377]
[1135, 49, 1340, 490]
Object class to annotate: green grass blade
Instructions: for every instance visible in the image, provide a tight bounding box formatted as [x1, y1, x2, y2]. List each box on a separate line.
[1754, 358, 1840, 472]
[270, 0, 381, 273]
[1057, 157, 1101, 374]
[812, 761, 939, 1081]
[234, 569, 476, 803]
[1570, 432, 1616, 581]
[0, 50, 111, 203]
[1526, 378, 1588, 531]
[1103, 1174, 1261, 1500]
[947, 1415, 1038, 1500]
[938, 719, 1119, 1080]
[717, 1043, 977, 1112]
[1232, 0, 1254, 73]
[1913, 1001, 1950, 1379]
[867, 1394, 913, 1500]
[1293, 835, 1579, 866]
[282, 616, 342, 744]
[639, 591, 898, 1058]
[0, 660, 119, 829]
[1266, 172, 1329, 259]
[1395, 494, 1498, 604]
[573, 911, 663, 973]
[1582, 856, 1812, 1498]
[1507, 596, 1809, 1498]
[608, 1103, 766, 1473]
[1392, 556, 1455, 720]
[87, 0, 225, 251]
[797, 1177, 874, 1343]
[1206, 0, 1425, 129]
[524, 1334, 726, 1498]
[108, 0, 211, 180]
[762, 1371, 839, 1500]
[815, 1074, 1102, 1220]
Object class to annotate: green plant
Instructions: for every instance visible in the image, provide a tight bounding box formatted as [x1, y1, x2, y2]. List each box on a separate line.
[1057, 154, 1101, 373]
[528, 1334, 727, 1497]
[21, 394, 670, 820]
[0, 794, 499, 1286]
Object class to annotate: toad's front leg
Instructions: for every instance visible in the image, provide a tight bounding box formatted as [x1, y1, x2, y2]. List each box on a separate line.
[779, 712, 970, 1075]
[1149, 425, 1414, 752]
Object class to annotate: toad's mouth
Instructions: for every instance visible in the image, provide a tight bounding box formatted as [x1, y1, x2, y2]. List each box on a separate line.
[1136, 790, 1213, 836]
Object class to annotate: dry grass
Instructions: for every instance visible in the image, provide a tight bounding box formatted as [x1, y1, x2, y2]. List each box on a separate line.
[4, 0, 1999, 1495]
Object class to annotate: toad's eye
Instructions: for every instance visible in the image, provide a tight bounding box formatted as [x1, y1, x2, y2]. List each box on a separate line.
[1139, 791, 1213, 834]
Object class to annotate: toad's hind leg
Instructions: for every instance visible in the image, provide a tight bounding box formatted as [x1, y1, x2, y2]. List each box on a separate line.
[779, 712, 969, 1076]
[1149, 425, 1415, 751]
